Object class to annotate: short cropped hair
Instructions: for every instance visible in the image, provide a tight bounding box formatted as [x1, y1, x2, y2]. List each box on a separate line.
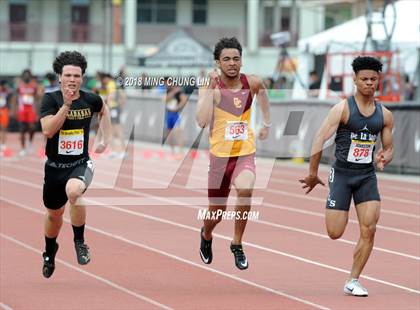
[213, 37, 242, 60]
[351, 56, 383, 74]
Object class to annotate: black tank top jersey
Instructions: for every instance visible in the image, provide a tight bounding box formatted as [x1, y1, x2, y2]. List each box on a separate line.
[334, 96, 384, 169]
[40, 90, 103, 163]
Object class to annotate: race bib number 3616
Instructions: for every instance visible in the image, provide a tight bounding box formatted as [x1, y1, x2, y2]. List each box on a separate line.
[58, 129, 84, 155]
[347, 140, 374, 164]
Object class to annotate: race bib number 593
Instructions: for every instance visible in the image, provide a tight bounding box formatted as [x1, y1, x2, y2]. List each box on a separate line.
[58, 129, 84, 155]
[225, 121, 248, 141]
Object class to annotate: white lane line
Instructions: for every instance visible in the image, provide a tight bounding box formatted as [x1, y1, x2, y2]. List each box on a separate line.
[20, 156, 420, 207]
[0, 202, 330, 310]
[2, 196, 419, 296]
[3, 173, 420, 256]
[0, 302, 13, 310]
[0, 234, 172, 310]
[3, 162, 419, 232]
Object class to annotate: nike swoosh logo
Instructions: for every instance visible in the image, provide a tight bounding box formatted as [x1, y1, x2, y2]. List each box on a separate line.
[240, 258, 248, 267]
[66, 150, 74, 154]
[200, 251, 210, 264]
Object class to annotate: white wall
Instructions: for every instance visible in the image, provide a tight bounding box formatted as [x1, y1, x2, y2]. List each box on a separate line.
[299, 5, 325, 40]
[0, 0, 8, 41]
[177, 0, 192, 25]
[208, 0, 246, 27]
[57, 0, 71, 30]
[90, 0, 105, 25]
[41, 0, 59, 42]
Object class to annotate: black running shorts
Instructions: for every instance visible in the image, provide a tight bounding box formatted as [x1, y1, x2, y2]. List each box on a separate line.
[326, 163, 380, 211]
[43, 158, 94, 210]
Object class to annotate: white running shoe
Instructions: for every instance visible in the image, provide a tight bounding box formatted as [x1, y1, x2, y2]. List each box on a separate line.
[344, 279, 368, 297]
[26, 142, 33, 154]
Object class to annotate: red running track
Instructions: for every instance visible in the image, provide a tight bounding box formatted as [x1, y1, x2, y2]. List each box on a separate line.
[1, 134, 419, 310]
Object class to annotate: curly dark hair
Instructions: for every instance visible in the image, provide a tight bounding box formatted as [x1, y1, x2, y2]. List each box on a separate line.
[351, 56, 383, 74]
[53, 51, 87, 75]
[213, 37, 242, 60]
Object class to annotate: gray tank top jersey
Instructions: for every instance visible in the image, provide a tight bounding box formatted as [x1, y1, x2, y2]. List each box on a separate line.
[334, 96, 384, 169]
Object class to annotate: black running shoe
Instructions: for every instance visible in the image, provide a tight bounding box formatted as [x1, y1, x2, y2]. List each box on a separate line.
[230, 243, 248, 270]
[199, 227, 213, 264]
[74, 240, 90, 265]
[42, 243, 59, 278]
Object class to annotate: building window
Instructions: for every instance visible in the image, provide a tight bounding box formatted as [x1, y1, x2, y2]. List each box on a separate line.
[71, 5, 90, 42]
[193, 0, 207, 24]
[137, 0, 176, 24]
[281, 7, 290, 31]
[9, 3, 27, 41]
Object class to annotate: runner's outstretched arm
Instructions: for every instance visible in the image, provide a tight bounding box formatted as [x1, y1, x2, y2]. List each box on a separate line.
[299, 100, 345, 193]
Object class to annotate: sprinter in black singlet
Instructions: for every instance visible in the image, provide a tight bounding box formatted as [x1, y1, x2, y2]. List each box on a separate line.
[40, 51, 111, 278]
[299, 56, 394, 296]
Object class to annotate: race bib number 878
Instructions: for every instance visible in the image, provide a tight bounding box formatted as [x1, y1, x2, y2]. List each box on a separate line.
[347, 140, 374, 164]
[58, 129, 84, 155]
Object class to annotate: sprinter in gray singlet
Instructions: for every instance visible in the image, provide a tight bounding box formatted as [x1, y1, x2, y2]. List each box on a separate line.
[299, 56, 394, 297]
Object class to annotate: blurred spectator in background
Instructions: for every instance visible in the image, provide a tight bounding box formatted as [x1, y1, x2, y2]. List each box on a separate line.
[103, 73, 126, 159]
[183, 75, 198, 96]
[184, 68, 207, 96]
[139, 73, 152, 92]
[164, 78, 187, 159]
[264, 77, 274, 90]
[403, 74, 415, 101]
[277, 76, 289, 89]
[268, 76, 288, 100]
[16, 69, 42, 156]
[118, 66, 127, 85]
[308, 70, 321, 98]
[38, 73, 60, 148]
[43, 72, 59, 93]
[86, 71, 105, 135]
[86, 71, 104, 95]
[0, 80, 13, 156]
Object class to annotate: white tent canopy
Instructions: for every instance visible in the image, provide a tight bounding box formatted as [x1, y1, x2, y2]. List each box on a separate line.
[298, 0, 420, 54]
[293, 0, 419, 99]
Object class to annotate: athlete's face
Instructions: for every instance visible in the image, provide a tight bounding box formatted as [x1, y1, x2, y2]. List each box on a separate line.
[217, 48, 242, 78]
[60, 65, 83, 94]
[354, 70, 379, 96]
[22, 71, 32, 83]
